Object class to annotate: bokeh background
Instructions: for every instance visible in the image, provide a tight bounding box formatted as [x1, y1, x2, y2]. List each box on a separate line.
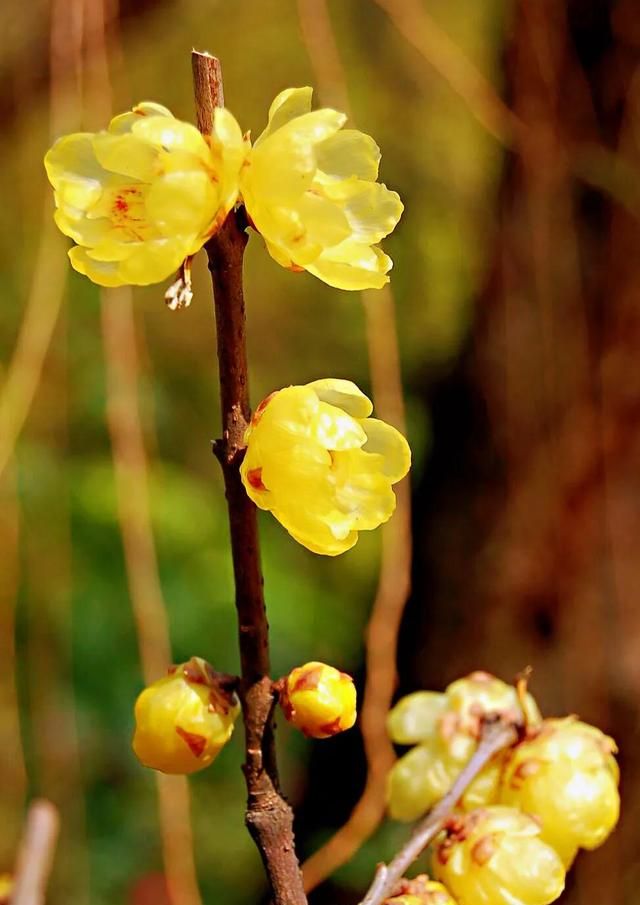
[1, 0, 639, 903]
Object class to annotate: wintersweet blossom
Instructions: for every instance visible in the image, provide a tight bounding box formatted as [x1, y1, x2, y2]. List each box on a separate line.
[44, 102, 247, 290]
[240, 378, 411, 555]
[240, 88, 403, 290]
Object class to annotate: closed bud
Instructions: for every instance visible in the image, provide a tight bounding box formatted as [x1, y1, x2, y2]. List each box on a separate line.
[499, 717, 620, 865]
[280, 661, 357, 738]
[133, 657, 240, 774]
[386, 734, 502, 821]
[385, 875, 458, 905]
[445, 671, 541, 736]
[434, 806, 565, 905]
[0, 874, 13, 905]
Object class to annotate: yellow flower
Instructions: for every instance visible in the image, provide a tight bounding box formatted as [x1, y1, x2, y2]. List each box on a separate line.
[240, 378, 411, 555]
[386, 674, 540, 822]
[499, 717, 620, 866]
[0, 874, 13, 904]
[280, 661, 357, 738]
[385, 876, 458, 905]
[240, 87, 403, 290]
[132, 657, 240, 774]
[434, 807, 565, 905]
[45, 101, 247, 288]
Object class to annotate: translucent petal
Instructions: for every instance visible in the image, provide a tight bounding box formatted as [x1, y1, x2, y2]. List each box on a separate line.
[314, 402, 367, 450]
[54, 208, 112, 246]
[254, 87, 314, 146]
[306, 240, 392, 290]
[108, 102, 173, 134]
[315, 129, 380, 181]
[294, 192, 351, 249]
[132, 115, 211, 162]
[323, 179, 404, 243]
[68, 246, 124, 287]
[362, 418, 411, 482]
[307, 378, 373, 418]
[386, 691, 447, 744]
[92, 132, 157, 182]
[212, 107, 247, 211]
[331, 449, 397, 530]
[116, 237, 189, 285]
[44, 133, 110, 210]
[247, 110, 346, 205]
[146, 170, 218, 237]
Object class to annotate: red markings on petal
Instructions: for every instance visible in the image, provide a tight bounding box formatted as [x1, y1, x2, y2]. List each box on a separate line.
[176, 726, 207, 758]
[246, 467, 267, 491]
[291, 666, 323, 693]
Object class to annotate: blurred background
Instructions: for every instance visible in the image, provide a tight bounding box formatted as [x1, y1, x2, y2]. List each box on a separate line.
[1, 0, 638, 903]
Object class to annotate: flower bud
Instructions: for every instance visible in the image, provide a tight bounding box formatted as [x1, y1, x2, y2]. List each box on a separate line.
[133, 657, 240, 774]
[499, 717, 620, 865]
[0, 874, 13, 905]
[386, 736, 502, 821]
[280, 661, 357, 738]
[385, 875, 458, 905]
[434, 806, 565, 905]
[445, 671, 541, 735]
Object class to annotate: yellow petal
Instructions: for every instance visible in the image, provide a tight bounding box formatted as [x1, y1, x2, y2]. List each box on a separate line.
[132, 115, 211, 163]
[44, 133, 110, 211]
[307, 378, 373, 418]
[362, 418, 411, 482]
[68, 246, 124, 287]
[314, 402, 367, 450]
[315, 129, 381, 181]
[146, 170, 218, 237]
[108, 102, 173, 134]
[306, 240, 392, 290]
[254, 87, 314, 147]
[92, 132, 157, 182]
[115, 238, 189, 285]
[323, 179, 404, 244]
[331, 449, 397, 530]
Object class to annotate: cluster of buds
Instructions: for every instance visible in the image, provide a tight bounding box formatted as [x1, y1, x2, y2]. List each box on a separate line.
[133, 658, 357, 775]
[386, 671, 540, 821]
[385, 672, 620, 905]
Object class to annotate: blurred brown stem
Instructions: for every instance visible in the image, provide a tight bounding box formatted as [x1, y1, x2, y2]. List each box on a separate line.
[359, 719, 519, 905]
[12, 800, 60, 905]
[297, 0, 412, 890]
[192, 50, 307, 905]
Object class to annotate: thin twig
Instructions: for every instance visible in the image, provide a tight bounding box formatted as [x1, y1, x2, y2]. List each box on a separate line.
[192, 50, 307, 905]
[11, 800, 60, 905]
[372, 0, 520, 145]
[358, 719, 519, 905]
[296, 0, 412, 890]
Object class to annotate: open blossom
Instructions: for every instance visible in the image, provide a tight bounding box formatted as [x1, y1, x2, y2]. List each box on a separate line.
[240, 87, 403, 290]
[240, 379, 411, 555]
[44, 102, 247, 288]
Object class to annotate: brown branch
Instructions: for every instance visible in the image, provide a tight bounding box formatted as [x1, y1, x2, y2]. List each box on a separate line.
[192, 50, 307, 905]
[297, 0, 412, 889]
[358, 718, 519, 905]
[12, 800, 60, 905]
